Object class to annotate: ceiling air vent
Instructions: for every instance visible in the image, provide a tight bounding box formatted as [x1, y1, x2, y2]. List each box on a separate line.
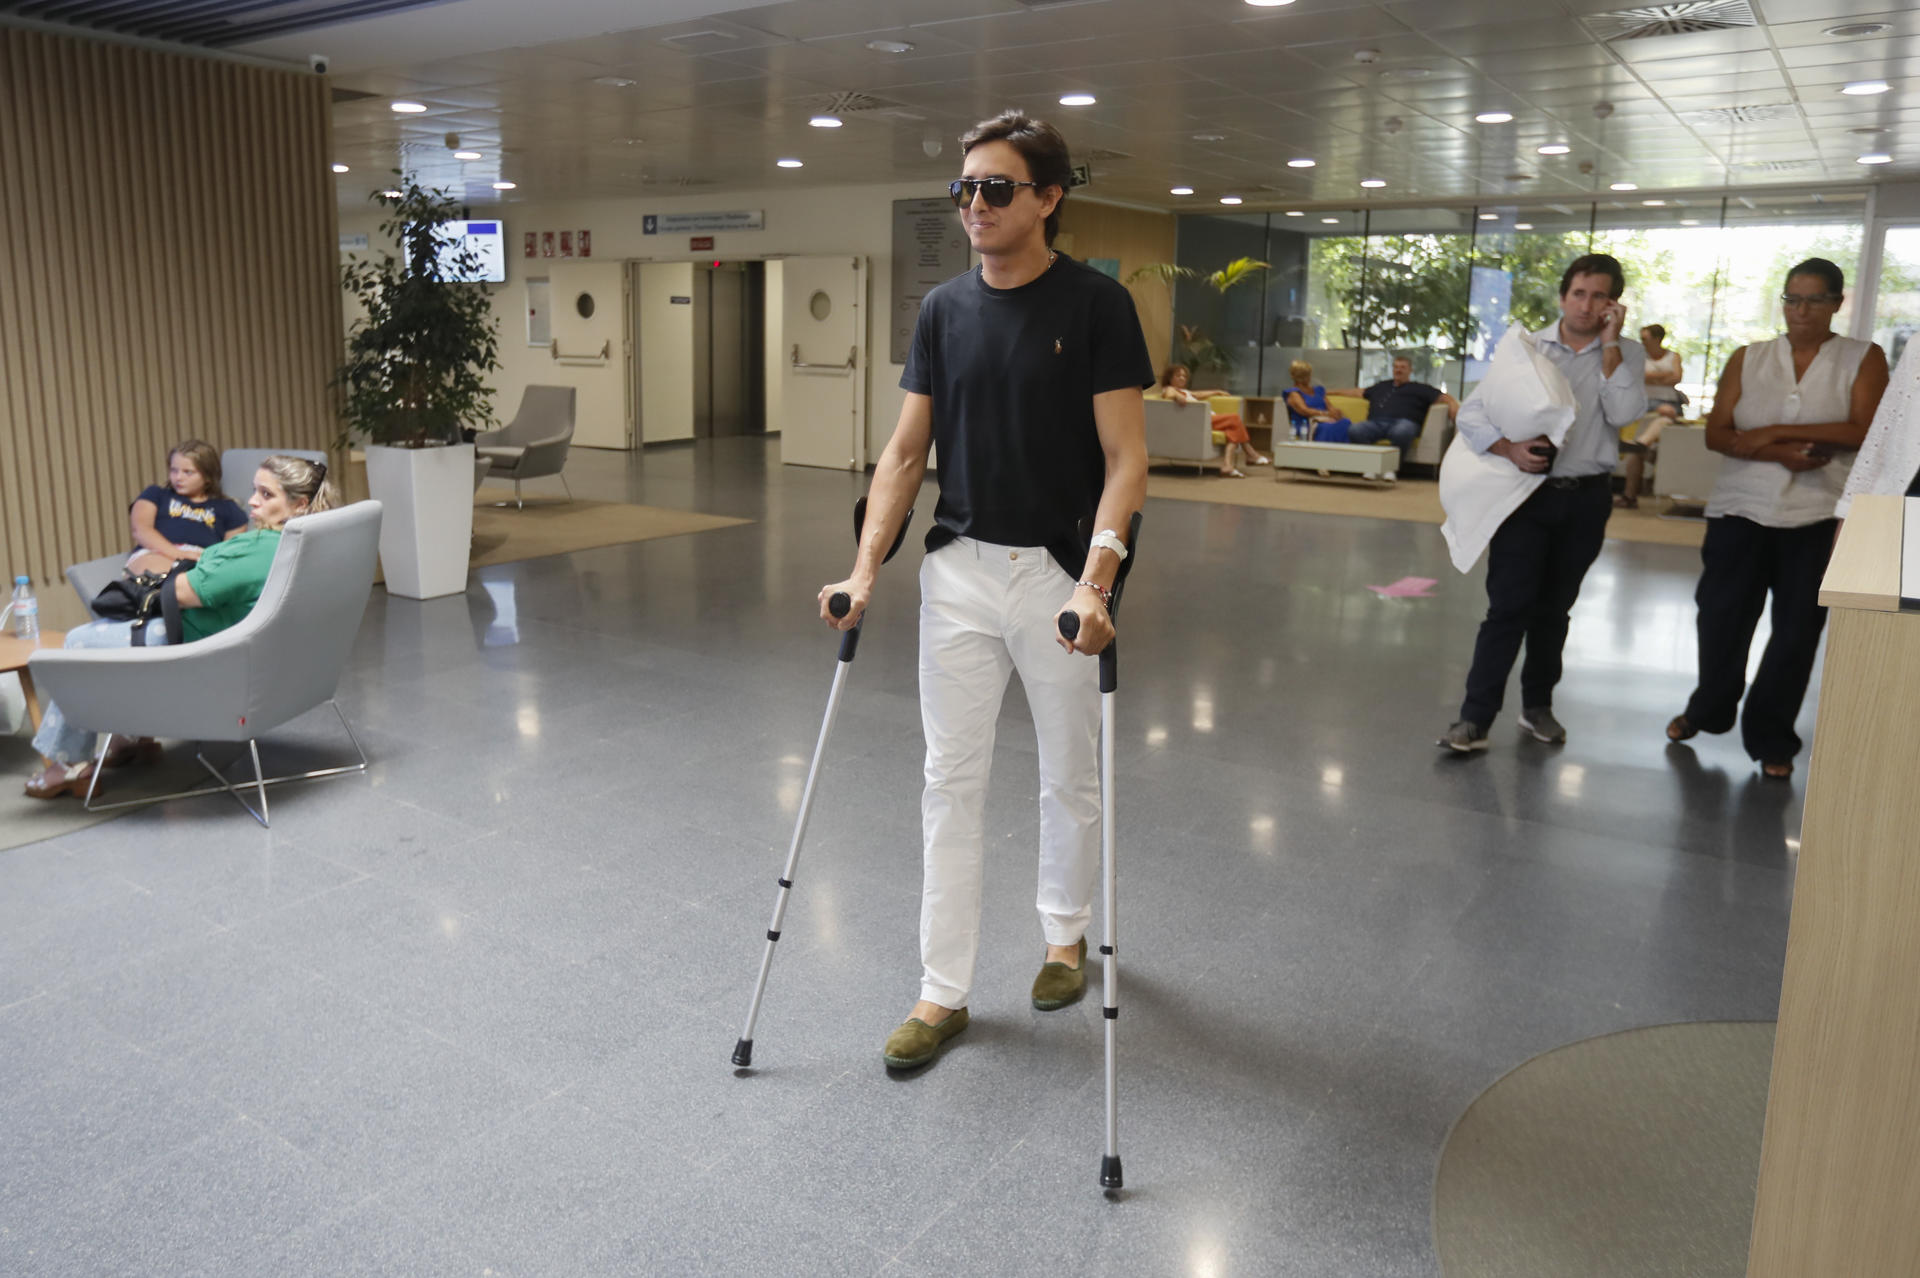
[1683, 103, 1797, 124]
[1586, 1, 1757, 41]
[813, 91, 926, 123]
[1084, 148, 1132, 161]
[1739, 159, 1816, 172]
[640, 174, 720, 188]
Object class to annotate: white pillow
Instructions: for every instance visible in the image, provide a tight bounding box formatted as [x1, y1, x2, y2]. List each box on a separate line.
[1473, 326, 1577, 443]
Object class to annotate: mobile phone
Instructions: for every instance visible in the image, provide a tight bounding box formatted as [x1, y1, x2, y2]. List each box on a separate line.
[1531, 441, 1559, 466]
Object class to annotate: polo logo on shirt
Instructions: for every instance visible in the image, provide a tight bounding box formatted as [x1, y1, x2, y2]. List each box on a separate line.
[1054, 338, 1063, 355]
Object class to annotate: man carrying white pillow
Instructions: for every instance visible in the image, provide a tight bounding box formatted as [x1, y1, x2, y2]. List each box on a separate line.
[1440, 253, 1647, 753]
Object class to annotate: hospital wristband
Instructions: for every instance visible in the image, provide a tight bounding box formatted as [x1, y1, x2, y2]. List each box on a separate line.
[1089, 529, 1128, 561]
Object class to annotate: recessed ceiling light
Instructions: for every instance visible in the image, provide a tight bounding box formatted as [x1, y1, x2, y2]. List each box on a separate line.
[1478, 212, 1498, 220]
[1286, 158, 1316, 168]
[1285, 210, 1304, 216]
[1170, 186, 1194, 195]
[1219, 195, 1243, 205]
[776, 158, 805, 168]
[1514, 222, 1533, 230]
[1679, 218, 1701, 226]
[492, 181, 516, 190]
[1245, 0, 1297, 6]
[453, 150, 482, 160]
[1858, 153, 1894, 165]
[1842, 81, 1891, 96]
[390, 101, 427, 113]
[1610, 181, 1638, 191]
[1192, 133, 1226, 142]
[810, 116, 842, 128]
[1320, 216, 1339, 223]
[1475, 111, 1514, 124]
[1826, 22, 1892, 37]
[1537, 144, 1571, 155]
[1060, 93, 1097, 107]
[1359, 178, 1386, 188]
[866, 39, 914, 53]
[592, 76, 637, 88]
[330, 163, 349, 173]
[1642, 199, 1666, 206]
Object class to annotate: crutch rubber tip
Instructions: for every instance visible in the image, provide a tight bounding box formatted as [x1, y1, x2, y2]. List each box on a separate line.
[828, 592, 851, 619]
[732, 1039, 754, 1067]
[1100, 1155, 1123, 1189]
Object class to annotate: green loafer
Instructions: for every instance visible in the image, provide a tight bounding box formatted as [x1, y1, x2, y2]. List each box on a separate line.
[1031, 937, 1088, 1011]
[882, 1007, 970, 1069]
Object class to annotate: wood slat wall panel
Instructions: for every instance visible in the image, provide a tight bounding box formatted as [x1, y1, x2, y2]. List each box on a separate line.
[0, 27, 339, 597]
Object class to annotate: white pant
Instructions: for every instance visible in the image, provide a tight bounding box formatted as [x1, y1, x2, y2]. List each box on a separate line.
[917, 537, 1101, 1008]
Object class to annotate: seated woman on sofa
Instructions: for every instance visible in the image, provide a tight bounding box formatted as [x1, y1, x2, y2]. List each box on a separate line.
[1149, 363, 1271, 476]
[25, 456, 339, 800]
[125, 439, 249, 577]
[1283, 360, 1353, 441]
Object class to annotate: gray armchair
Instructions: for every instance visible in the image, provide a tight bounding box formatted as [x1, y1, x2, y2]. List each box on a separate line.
[66, 448, 327, 620]
[474, 385, 576, 508]
[30, 501, 383, 827]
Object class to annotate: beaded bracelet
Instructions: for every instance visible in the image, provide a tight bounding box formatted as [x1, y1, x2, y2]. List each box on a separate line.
[1075, 579, 1113, 609]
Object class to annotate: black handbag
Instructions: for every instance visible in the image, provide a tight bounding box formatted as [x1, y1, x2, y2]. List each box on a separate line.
[90, 568, 168, 621]
[90, 564, 184, 646]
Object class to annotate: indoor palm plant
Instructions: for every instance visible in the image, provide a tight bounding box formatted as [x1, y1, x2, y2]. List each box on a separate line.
[337, 174, 501, 599]
[1126, 257, 1269, 374]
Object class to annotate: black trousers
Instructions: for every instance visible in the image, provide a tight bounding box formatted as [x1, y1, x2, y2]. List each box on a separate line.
[1460, 479, 1612, 726]
[1683, 515, 1835, 763]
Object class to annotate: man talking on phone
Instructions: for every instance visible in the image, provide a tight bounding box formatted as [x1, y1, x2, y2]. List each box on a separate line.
[1441, 254, 1647, 752]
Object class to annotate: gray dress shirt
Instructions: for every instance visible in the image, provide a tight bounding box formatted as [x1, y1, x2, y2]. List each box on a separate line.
[1458, 321, 1649, 477]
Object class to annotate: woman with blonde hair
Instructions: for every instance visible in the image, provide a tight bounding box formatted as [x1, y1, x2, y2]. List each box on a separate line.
[1149, 363, 1269, 476]
[1283, 359, 1352, 441]
[25, 456, 341, 799]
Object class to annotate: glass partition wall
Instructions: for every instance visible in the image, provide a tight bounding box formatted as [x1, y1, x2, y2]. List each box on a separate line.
[1169, 192, 1868, 422]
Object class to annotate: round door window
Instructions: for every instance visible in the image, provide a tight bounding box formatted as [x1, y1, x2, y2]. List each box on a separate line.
[809, 290, 832, 321]
[576, 292, 596, 319]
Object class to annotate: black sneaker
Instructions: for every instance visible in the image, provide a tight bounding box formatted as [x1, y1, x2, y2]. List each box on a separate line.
[1517, 707, 1566, 744]
[1439, 720, 1489, 753]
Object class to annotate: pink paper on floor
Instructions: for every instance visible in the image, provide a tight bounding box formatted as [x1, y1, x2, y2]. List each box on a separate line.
[1367, 576, 1438, 598]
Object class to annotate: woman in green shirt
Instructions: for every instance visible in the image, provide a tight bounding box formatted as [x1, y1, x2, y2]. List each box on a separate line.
[26, 456, 340, 800]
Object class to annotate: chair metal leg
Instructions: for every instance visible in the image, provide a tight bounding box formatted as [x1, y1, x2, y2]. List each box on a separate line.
[558, 472, 573, 501]
[81, 700, 371, 823]
[514, 477, 523, 510]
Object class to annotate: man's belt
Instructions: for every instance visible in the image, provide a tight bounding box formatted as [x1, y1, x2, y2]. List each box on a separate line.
[1544, 473, 1609, 490]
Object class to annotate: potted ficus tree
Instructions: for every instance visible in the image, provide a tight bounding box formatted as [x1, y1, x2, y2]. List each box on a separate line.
[336, 173, 501, 599]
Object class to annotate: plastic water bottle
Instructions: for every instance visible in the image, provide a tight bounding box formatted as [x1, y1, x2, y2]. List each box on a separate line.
[8, 576, 38, 642]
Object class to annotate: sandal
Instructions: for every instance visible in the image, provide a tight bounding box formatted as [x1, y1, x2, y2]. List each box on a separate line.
[1613, 495, 1638, 509]
[1218, 468, 1247, 479]
[1666, 714, 1697, 742]
[1248, 455, 1272, 466]
[25, 760, 95, 800]
[1761, 761, 1793, 780]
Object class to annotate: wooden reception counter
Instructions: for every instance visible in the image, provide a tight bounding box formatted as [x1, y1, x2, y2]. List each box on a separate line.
[1748, 494, 1920, 1276]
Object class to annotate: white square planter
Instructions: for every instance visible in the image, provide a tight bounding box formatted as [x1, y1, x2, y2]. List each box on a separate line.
[364, 442, 475, 599]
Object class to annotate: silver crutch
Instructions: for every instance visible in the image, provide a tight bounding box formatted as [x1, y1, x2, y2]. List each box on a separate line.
[1056, 510, 1143, 1191]
[733, 497, 912, 1069]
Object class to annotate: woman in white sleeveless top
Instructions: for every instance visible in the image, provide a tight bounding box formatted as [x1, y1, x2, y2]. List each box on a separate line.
[1667, 259, 1889, 777]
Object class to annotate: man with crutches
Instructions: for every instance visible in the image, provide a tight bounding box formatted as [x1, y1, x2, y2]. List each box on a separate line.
[819, 108, 1151, 1076]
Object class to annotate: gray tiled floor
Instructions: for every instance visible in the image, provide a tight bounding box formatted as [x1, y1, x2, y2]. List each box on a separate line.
[1, 439, 1802, 1275]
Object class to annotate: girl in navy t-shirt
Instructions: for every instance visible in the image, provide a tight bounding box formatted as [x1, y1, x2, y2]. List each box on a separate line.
[126, 440, 248, 576]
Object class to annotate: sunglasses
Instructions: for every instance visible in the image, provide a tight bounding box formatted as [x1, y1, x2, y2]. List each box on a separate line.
[949, 177, 1041, 208]
[1780, 293, 1841, 309]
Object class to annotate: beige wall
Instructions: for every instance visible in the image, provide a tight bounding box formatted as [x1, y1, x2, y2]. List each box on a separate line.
[0, 27, 339, 620]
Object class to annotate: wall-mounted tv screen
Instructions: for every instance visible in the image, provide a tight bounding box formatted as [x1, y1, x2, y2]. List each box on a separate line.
[431, 220, 506, 283]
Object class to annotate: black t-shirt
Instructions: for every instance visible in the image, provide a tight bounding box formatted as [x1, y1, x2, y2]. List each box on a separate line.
[1362, 379, 1441, 424]
[134, 484, 248, 547]
[901, 253, 1154, 577]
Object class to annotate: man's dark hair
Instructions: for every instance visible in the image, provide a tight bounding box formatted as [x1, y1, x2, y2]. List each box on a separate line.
[1786, 257, 1845, 297]
[960, 110, 1073, 246]
[1559, 253, 1625, 299]
[1642, 323, 1666, 342]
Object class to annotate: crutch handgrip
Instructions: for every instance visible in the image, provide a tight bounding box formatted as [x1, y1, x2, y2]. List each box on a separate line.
[1056, 611, 1080, 642]
[828, 592, 851, 619]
